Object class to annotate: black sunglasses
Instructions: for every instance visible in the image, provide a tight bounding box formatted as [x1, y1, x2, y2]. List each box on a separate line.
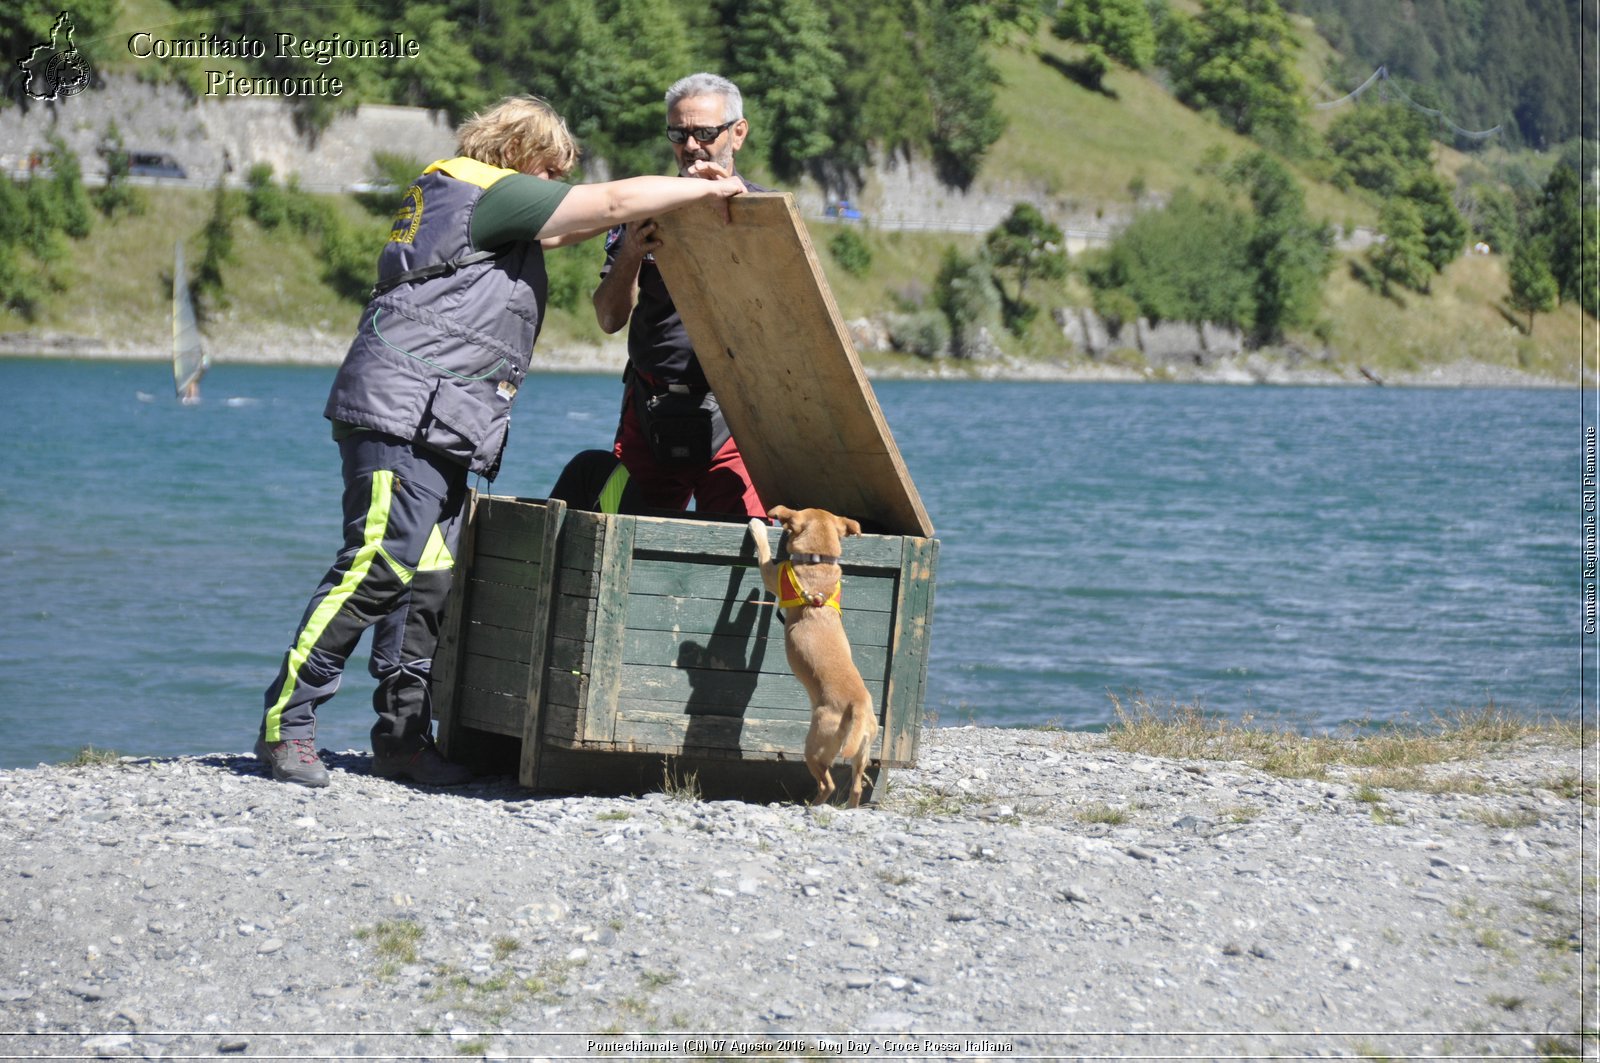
[665, 120, 736, 145]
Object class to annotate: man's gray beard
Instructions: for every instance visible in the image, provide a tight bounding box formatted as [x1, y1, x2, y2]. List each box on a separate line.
[679, 148, 735, 175]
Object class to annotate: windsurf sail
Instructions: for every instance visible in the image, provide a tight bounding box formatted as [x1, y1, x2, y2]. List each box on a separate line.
[172, 240, 207, 403]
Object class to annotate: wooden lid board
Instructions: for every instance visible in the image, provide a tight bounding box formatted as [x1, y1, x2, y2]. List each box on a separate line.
[650, 192, 933, 538]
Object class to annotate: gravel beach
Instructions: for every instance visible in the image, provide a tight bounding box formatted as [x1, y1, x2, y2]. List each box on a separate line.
[0, 726, 1592, 1060]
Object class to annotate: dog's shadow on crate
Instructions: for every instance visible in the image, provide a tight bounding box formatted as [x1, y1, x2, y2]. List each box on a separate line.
[679, 568, 772, 754]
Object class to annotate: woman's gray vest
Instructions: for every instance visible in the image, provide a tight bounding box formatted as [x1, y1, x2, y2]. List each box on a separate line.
[325, 157, 549, 479]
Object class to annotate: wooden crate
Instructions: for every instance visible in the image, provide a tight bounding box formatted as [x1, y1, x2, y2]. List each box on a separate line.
[431, 192, 939, 799]
[432, 494, 937, 799]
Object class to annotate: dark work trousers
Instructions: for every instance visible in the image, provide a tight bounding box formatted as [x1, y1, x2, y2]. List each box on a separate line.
[260, 432, 467, 756]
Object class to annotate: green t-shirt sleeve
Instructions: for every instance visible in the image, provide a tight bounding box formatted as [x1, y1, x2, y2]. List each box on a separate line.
[470, 173, 572, 250]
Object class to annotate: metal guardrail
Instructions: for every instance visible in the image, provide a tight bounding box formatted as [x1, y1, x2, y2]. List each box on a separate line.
[808, 214, 1114, 243]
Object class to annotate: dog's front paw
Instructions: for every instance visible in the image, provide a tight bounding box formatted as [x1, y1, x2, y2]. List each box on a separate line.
[747, 517, 768, 541]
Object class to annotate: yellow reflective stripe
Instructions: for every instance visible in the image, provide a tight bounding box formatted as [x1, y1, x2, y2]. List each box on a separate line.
[377, 545, 415, 584]
[422, 156, 516, 189]
[417, 524, 454, 571]
[263, 470, 396, 742]
[598, 464, 630, 515]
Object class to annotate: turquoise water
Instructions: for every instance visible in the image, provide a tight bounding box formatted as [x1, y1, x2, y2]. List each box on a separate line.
[0, 359, 1578, 767]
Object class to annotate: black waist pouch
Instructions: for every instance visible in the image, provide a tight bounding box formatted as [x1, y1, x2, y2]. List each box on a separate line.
[633, 382, 731, 466]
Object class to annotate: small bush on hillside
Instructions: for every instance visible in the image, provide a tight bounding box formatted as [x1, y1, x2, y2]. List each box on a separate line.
[1085, 188, 1256, 329]
[245, 164, 292, 230]
[828, 228, 873, 277]
[320, 216, 387, 302]
[194, 180, 239, 312]
[886, 310, 951, 360]
[93, 122, 144, 219]
[1368, 198, 1433, 295]
[934, 246, 1002, 358]
[1092, 287, 1141, 336]
[545, 240, 605, 313]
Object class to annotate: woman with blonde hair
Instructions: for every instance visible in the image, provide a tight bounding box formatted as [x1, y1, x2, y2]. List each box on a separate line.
[256, 95, 743, 789]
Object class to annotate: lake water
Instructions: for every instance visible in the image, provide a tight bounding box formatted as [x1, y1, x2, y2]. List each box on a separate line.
[0, 358, 1579, 767]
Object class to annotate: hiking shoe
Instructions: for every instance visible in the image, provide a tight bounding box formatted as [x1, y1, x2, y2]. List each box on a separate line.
[371, 738, 471, 787]
[255, 736, 330, 788]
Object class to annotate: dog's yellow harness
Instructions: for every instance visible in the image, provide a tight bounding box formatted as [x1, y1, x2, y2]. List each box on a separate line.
[777, 560, 841, 613]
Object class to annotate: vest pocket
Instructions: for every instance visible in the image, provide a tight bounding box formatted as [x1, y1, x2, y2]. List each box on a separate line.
[419, 379, 503, 472]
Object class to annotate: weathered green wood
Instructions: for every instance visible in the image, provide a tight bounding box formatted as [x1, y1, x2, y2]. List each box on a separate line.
[884, 535, 938, 764]
[557, 510, 607, 573]
[496, 498, 562, 790]
[549, 593, 598, 645]
[455, 622, 537, 667]
[608, 709, 816, 755]
[582, 514, 634, 745]
[547, 633, 590, 674]
[538, 664, 588, 746]
[626, 557, 899, 613]
[472, 495, 554, 559]
[622, 592, 893, 645]
[454, 685, 526, 737]
[614, 662, 885, 715]
[464, 579, 542, 633]
[613, 697, 813, 728]
[640, 518, 908, 568]
[430, 491, 480, 757]
[456, 651, 534, 698]
[465, 553, 546, 591]
[620, 628, 890, 680]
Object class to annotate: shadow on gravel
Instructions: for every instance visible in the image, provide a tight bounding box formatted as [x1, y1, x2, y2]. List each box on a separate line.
[187, 751, 541, 800]
[187, 748, 885, 808]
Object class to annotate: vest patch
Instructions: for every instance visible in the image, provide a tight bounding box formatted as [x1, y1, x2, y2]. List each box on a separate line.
[390, 184, 423, 244]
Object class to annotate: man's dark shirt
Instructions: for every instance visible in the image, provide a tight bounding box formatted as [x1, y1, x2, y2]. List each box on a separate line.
[600, 175, 767, 391]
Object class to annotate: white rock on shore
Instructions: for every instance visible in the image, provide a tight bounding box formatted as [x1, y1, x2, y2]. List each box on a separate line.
[0, 726, 1590, 1059]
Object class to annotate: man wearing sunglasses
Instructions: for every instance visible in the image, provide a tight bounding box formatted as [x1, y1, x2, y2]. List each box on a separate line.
[592, 72, 768, 519]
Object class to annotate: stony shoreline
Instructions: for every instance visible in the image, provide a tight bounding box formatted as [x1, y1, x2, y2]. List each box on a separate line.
[0, 327, 1573, 389]
[0, 726, 1591, 1060]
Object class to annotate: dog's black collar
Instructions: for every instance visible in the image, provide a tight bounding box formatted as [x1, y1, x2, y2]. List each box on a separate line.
[786, 552, 841, 565]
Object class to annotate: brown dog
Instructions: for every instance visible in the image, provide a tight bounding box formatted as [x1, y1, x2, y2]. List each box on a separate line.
[748, 506, 878, 807]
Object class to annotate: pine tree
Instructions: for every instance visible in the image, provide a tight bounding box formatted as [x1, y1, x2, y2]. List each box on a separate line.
[986, 204, 1067, 301]
[1052, 0, 1156, 71]
[1369, 199, 1431, 294]
[1160, 0, 1306, 149]
[921, 1, 1007, 187]
[821, 0, 933, 168]
[726, 0, 843, 180]
[596, 0, 696, 177]
[1404, 171, 1469, 274]
[1324, 103, 1435, 196]
[1507, 238, 1558, 334]
[194, 179, 237, 312]
[1227, 152, 1332, 341]
[1534, 161, 1583, 304]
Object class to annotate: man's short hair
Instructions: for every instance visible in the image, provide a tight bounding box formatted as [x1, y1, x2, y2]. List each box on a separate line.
[456, 96, 579, 178]
[665, 73, 744, 122]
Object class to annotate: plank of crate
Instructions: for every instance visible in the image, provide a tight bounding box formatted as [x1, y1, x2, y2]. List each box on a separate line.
[650, 192, 933, 538]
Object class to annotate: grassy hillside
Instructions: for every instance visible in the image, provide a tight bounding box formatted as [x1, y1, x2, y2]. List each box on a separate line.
[0, 188, 367, 352]
[1, 22, 1585, 381]
[1321, 251, 1583, 380]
